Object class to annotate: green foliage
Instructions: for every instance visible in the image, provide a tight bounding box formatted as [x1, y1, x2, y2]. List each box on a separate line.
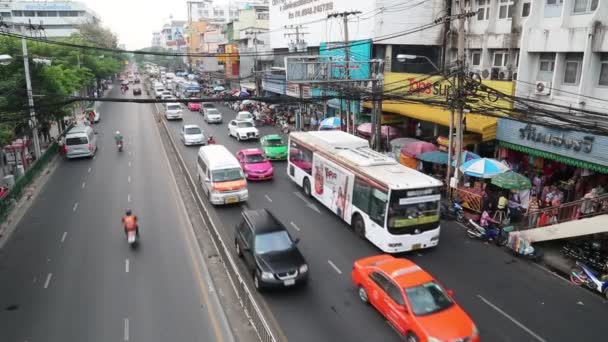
[0, 23, 124, 140]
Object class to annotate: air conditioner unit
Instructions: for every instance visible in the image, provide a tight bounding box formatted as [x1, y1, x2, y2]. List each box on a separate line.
[481, 69, 491, 79]
[534, 81, 551, 95]
[512, 72, 518, 81]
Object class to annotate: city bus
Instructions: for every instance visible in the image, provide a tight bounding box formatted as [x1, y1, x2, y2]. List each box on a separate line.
[287, 131, 443, 253]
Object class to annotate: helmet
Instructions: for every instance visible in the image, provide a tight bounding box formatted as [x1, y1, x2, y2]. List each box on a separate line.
[126, 208, 132, 216]
[116, 131, 120, 135]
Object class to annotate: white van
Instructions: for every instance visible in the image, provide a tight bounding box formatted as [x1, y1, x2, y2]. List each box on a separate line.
[154, 84, 165, 99]
[65, 125, 97, 159]
[197, 145, 248, 205]
[164, 102, 183, 120]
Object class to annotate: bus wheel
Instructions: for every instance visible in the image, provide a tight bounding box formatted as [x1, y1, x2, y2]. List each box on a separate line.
[353, 214, 365, 238]
[303, 177, 311, 197]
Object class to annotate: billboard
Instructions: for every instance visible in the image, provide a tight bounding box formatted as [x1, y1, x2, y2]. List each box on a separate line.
[319, 39, 371, 80]
[312, 154, 354, 221]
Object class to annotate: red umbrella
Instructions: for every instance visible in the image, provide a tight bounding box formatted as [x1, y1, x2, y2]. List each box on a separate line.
[356, 123, 400, 139]
[400, 141, 438, 158]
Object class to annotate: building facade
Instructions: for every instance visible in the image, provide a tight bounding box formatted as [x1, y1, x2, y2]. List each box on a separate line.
[151, 32, 161, 47]
[3, 0, 99, 37]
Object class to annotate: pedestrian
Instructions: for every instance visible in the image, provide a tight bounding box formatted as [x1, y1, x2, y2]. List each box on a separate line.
[310, 115, 318, 130]
[528, 196, 540, 228]
[494, 192, 508, 223]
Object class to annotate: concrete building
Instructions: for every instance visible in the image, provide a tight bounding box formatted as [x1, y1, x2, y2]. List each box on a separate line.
[185, 20, 208, 67]
[151, 32, 161, 47]
[516, 0, 608, 115]
[2, 0, 99, 37]
[186, 0, 267, 24]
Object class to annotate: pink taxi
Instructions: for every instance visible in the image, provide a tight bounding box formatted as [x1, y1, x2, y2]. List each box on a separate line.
[236, 148, 274, 181]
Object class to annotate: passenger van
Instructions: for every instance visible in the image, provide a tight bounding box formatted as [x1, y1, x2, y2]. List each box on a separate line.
[197, 145, 248, 205]
[65, 125, 97, 159]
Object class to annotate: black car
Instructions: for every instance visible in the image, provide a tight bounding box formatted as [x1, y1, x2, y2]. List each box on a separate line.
[132, 87, 142, 96]
[134, 78, 141, 84]
[235, 209, 308, 291]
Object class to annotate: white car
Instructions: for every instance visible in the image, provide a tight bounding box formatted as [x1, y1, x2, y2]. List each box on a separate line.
[164, 102, 183, 120]
[203, 107, 223, 123]
[236, 111, 255, 126]
[154, 88, 165, 99]
[160, 90, 172, 99]
[181, 125, 205, 145]
[229, 120, 259, 141]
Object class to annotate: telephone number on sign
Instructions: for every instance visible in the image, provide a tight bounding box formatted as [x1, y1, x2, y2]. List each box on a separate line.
[288, 2, 334, 18]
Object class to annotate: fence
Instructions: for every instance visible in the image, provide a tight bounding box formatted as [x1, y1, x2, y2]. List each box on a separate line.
[149, 78, 277, 342]
[0, 143, 58, 223]
[520, 192, 608, 230]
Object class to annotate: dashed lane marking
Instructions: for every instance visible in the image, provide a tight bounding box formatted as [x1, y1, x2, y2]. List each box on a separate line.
[60, 231, 67, 243]
[88, 167, 91, 173]
[290, 221, 301, 231]
[123, 318, 129, 341]
[82, 182, 86, 189]
[328, 260, 342, 275]
[125, 259, 130, 273]
[128, 176, 131, 183]
[477, 294, 547, 342]
[43, 273, 52, 289]
[265, 194, 272, 202]
[72, 202, 78, 212]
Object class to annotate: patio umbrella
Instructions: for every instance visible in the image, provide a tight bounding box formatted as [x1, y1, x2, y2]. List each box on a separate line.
[417, 151, 449, 164]
[239, 91, 250, 97]
[241, 99, 256, 105]
[450, 150, 481, 166]
[356, 123, 400, 139]
[319, 117, 341, 130]
[491, 171, 532, 190]
[213, 86, 225, 91]
[460, 158, 510, 178]
[400, 141, 438, 158]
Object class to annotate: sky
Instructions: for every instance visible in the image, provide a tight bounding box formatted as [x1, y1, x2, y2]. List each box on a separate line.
[79, 0, 193, 50]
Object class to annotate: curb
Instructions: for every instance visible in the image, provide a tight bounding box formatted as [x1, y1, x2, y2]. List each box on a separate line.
[0, 155, 60, 249]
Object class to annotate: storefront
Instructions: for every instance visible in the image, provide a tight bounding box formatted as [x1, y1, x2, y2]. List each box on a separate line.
[262, 74, 286, 96]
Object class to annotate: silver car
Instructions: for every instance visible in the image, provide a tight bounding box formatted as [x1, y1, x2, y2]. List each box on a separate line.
[181, 125, 205, 145]
[203, 107, 223, 123]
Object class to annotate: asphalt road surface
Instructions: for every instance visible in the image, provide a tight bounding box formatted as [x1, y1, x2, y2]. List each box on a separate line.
[0, 86, 233, 342]
[162, 99, 608, 342]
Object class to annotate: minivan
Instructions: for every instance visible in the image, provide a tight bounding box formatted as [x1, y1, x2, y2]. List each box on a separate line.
[197, 145, 248, 205]
[164, 102, 183, 120]
[65, 125, 97, 159]
[154, 86, 165, 99]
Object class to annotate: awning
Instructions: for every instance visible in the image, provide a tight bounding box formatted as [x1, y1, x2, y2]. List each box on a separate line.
[240, 82, 256, 90]
[363, 101, 497, 141]
[499, 141, 608, 173]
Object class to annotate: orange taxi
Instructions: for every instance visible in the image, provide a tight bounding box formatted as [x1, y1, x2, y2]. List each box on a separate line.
[351, 254, 479, 342]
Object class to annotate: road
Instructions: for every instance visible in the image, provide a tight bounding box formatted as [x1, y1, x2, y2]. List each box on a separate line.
[0, 86, 233, 342]
[162, 99, 608, 342]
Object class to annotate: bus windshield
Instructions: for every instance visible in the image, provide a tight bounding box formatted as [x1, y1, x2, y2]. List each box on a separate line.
[387, 189, 440, 234]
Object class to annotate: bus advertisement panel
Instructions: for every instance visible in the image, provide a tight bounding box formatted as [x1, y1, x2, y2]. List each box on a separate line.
[312, 154, 354, 222]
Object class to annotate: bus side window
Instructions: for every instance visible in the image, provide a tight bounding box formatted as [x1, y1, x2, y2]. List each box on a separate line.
[369, 189, 388, 227]
[353, 177, 372, 214]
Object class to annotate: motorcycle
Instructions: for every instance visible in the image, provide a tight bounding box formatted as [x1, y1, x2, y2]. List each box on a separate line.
[570, 261, 608, 298]
[441, 200, 465, 223]
[117, 141, 123, 152]
[466, 219, 502, 244]
[126, 229, 138, 249]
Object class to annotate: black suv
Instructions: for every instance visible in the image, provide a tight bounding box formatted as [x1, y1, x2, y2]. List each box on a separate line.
[235, 209, 308, 291]
[132, 87, 142, 96]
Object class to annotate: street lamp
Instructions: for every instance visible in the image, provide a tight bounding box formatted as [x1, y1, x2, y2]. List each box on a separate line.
[396, 54, 442, 74]
[0, 54, 15, 65]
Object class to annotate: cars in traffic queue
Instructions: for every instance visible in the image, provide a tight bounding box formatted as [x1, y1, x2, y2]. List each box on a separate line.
[260, 134, 287, 160]
[132, 87, 142, 96]
[235, 209, 308, 291]
[64, 125, 98, 159]
[236, 111, 255, 126]
[134, 78, 141, 84]
[352, 254, 479, 342]
[236, 148, 274, 181]
[164, 102, 183, 120]
[154, 86, 165, 99]
[160, 90, 172, 100]
[228, 120, 259, 141]
[200, 102, 216, 112]
[203, 107, 223, 123]
[181, 124, 205, 146]
[187, 99, 201, 111]
[197, 145, 248, 205]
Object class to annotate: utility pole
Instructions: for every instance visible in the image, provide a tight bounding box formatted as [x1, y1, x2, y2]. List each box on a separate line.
[284, 25, 308, 130]
[371, 59, 384, 151]
[246, 30, 264, 96]
[21, 25, 41, 160]
[454, 1, 466, 189]
[284, 25, 308, 52]
[328, 11, 361, 133]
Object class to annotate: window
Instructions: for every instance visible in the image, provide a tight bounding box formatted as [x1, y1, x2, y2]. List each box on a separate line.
[197, 155, 207, 173]
[547, 0, 564, 4]
[23, 11, 35, 17]
[404, 282, 454, 316]
[211, 167, 244, 182]
[563, 53, 583, 85]
[499, 0, 514, 19]
[369, 188, 388, 226]
[539, 52, 556, 72]
[219, 10, 225, 16]
[12, 11, 22, 16]
[353, 177, 388, 226]
[66, 136, 88, 145]
[288, 141, 312, 175]
[471, 52, 481, 66]
[386, 281, 405, 306]
[573, 0, 598, 13]
[370, 272, 390, 289]
[0, 12, 11, 17]
[353, 177, 372, 215]
[522, 2, 531, 16]
[254, 231, 293, 254]
[476, 0, 490, 20]
[598, 54, 608, 86]
[493, 51, 508, 67]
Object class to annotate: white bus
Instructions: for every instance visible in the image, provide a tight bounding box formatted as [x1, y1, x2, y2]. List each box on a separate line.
[287, 131, 443, 253]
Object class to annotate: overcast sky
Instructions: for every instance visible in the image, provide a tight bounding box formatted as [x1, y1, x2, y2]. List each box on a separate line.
[79, 0, 194, 50]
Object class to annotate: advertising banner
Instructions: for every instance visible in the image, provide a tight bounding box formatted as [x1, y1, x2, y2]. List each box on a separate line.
[312, 154, 354, 222]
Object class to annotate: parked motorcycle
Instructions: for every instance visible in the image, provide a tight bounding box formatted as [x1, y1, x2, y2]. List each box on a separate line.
[441, 200, 465, 223]
[466, 219, 501, 244]
[570, 261, 608, 298]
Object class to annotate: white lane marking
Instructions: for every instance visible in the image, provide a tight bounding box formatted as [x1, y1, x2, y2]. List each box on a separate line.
[128, 151, 132, 156]
[81, 182, 86, 189]
[477, 295, 547, 342]
[124, 318, 129, 341]
[289, 221, 301, 231]
[60, 231, 67, 243]
[327, 260, 343, 275]
[72, 202, 78, 212]
[125, 259, 130, 273]
[88, 167, 91, 173]
[127, 194, 131, 203]
[293, 192, 321, 214]
[128, 176, 131, 183]
[128, 161, 131, 167]
[43, 273, 52, 289]
[265, 194, 273, 202]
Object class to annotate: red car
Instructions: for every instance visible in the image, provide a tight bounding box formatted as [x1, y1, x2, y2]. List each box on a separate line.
[187, 99, 201, 111]
[352, 255, 479, 342]
[236, 148, 273, 181]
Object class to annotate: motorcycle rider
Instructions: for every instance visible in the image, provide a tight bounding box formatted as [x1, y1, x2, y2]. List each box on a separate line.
[114, 130, 123, 147]
[122, 209, 139, 237]
[207, 135, 216, 145]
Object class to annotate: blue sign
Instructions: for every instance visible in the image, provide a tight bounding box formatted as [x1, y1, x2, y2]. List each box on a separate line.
[497, 118, 608, 167]
[262, 76, 286, 95]
[320, 39, 371, 81]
